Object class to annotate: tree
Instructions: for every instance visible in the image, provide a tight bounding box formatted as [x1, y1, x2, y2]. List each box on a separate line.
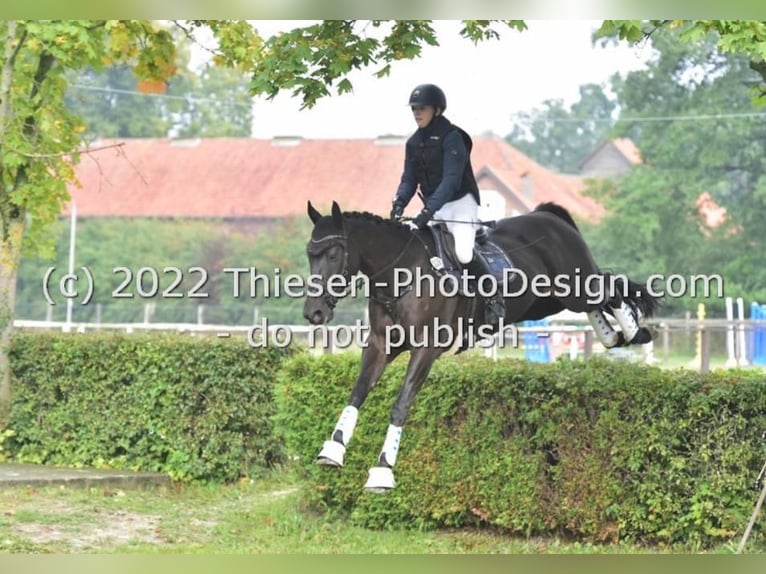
[584, 25, 766, 313]
[64, 62, 254, 139]
[597, 20, 766, 102]
[65, 22, 253, 142]
[211, 20, 528, 108]
[506, 83, 616, 173]
[0, 20, 177, 424]
[170, 64, 254, 138]
[194, 20, 762, 110]
[64, 64, 174, 137]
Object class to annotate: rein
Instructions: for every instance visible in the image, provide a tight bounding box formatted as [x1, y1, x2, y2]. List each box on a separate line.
[367, 232, 424, 283]
[311, 225, 434, 313]
[402, 216, 497, 228]
[366, 229, 435, 318]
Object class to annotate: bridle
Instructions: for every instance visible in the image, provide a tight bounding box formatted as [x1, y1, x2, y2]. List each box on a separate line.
[310, 225, 433, 310]
[309, 233, 351, 310]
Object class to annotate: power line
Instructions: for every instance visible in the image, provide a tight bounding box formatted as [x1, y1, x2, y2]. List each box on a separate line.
[75, 83, 766, 124]
[517, 111, 766, 124]
[69, 84, 240, 105]
[618, 111, 766, 122]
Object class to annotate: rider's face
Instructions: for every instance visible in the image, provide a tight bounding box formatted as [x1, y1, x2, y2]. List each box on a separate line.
[411, 105, 437, 129]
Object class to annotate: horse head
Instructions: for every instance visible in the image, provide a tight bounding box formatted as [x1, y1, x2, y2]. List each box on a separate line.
[303, 200, 350, 325]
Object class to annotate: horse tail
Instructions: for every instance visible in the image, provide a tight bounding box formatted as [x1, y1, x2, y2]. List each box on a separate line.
[534, 202, 580, 232]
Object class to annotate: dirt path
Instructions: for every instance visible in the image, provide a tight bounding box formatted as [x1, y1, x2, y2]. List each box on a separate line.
[1, 485, 299, 552]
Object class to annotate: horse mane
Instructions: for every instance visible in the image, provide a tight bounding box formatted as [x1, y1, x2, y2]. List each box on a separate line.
[533, 202, 580, 232]
[343, 210, 413, 233]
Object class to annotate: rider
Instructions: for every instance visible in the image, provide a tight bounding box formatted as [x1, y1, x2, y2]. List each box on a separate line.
[389, 83, 505, 327]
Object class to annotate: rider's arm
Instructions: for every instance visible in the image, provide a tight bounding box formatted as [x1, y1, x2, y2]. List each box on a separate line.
[423, 130, 467, 214]
[392, 148, 418, 207]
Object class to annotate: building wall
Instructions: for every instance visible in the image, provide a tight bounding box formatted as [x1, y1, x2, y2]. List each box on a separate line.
[580, 144, 632, 178]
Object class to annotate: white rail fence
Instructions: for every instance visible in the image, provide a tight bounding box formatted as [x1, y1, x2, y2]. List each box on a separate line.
[13, 314, 766, 372]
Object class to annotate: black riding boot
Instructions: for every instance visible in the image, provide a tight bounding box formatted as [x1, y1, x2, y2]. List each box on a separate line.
[465, 254, 506, 327]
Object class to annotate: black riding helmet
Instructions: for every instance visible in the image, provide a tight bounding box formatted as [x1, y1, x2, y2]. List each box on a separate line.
[408, 84, 446, 110]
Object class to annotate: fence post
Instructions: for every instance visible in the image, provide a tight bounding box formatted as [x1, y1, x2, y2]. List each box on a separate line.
[700, 327, 710, 373]
[725, 297, 738, 368]
[643, 340, 656, 365]
[690, 303, 705, 370]
[143, 302, 155, 324]
[583, 330, 593, 359]
[737, 297, 750, 366]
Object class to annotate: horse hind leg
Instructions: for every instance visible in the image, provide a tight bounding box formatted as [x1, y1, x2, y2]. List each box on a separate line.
[611, 300, 653, 345]
[608, 274, 657, 345]
[587, 304, 651, 349]
[587, 309, 621, 348]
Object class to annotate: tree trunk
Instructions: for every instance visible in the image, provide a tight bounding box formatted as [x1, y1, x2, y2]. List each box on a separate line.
[0, 21, 21, 427]
[0, 219, 24, 426]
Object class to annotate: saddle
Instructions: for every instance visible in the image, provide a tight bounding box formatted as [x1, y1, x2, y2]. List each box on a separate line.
[427, 223, 513, 289]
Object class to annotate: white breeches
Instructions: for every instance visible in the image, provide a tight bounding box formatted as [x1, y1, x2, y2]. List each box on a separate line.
[432, 194, 480, 264]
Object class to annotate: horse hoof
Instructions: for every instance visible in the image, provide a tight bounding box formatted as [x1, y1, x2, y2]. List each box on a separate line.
[363, 466, 395, 492]
[630, 327, 653, 345]
[315, 440, 345, 467]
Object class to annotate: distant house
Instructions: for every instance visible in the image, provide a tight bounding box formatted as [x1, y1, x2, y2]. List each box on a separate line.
[64, 136, 603, 223]
[696, 191, 728, 231]
[578, 137, 643, 178]
[579, 137, 732, 233]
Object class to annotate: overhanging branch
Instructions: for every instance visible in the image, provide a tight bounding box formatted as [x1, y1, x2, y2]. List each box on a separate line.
[9, 141, 126, 159]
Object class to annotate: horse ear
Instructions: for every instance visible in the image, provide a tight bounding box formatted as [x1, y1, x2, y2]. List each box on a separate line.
[331, 201, 344, 230]
[307, 201, 322, 224]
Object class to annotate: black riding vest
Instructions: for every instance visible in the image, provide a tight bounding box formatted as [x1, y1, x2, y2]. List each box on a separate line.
[405, 116, 481, 206]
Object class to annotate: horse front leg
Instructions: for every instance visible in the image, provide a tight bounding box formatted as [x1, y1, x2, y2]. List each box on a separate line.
[364, 346, 440, 492]
[316, 331, 392, 467]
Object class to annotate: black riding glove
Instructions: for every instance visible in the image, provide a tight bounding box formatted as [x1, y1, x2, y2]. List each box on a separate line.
[390, 202, 405, 221]
[413, 208, 432, 229]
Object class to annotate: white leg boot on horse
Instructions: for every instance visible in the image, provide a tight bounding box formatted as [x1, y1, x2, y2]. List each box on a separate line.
[588, 303, 653, 349]
[587, 309, 620, 348]
[612, 300, 653, 345]
[316, 405, 359, 467]
[364, 424, 402, 492]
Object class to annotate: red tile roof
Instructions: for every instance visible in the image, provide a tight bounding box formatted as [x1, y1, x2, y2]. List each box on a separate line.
[64, 136, 602, 221]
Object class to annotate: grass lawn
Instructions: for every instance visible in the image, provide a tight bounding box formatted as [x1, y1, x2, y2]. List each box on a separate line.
[0, 467, 757, 554]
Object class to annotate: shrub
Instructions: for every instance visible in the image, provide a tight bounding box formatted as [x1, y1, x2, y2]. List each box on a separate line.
[8, 331, 293, 482]
[278, 353, 766, 547]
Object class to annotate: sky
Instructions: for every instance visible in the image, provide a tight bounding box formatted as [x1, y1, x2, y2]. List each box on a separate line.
[239, 20, 655, 139]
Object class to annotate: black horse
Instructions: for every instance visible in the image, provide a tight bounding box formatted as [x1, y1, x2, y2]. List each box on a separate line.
[303, 200, 659, 492]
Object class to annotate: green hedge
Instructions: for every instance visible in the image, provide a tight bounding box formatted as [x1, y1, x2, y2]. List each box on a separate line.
[278, 353, 766, 547]
[7, 332, 293, 482]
